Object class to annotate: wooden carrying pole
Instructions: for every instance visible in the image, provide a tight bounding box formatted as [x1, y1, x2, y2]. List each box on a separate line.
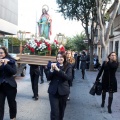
[16, 54, 56, 65]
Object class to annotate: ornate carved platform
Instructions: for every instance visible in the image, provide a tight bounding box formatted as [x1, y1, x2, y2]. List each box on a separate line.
[16, 54, 56, 65]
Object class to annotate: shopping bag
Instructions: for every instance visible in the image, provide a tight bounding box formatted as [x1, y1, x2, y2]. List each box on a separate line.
[89, 83, 97, 96]
[95, 81, 102, 95]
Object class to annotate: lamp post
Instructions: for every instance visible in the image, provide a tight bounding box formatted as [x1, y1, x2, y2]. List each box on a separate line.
[56, 33, 67, 45]
[17, 30, 26, 54]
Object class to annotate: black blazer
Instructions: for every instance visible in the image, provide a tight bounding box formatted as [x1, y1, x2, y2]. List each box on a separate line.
[80, 55, 87, 70]
[96, 61, 118, 92]
[47, 63, 72, 95]
[0, 58, 17, 88]
[29, 65, 40, 75]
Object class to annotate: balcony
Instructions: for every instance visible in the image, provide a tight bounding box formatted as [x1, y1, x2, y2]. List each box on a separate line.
[113, 14, 120, 31]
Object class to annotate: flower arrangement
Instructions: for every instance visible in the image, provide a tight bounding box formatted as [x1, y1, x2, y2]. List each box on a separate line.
[51, 39, 65, 56]
[53, 39, 59, 48]
[51, 39, 59, 56]
[23, 37, 51, 55]
[53, 40, 65, 52]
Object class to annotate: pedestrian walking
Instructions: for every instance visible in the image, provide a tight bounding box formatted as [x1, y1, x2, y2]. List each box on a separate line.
[66, 50, 75, 85]
[0, 47, 17, 120]
[29, 64, 40, 100]
[86, 52, 90, 70]
[73, 51, 77, 69]
[47, 51, 72, 120]
[76, 53, 81, 70]
[80, 51, 87, 79]
[96, 52, 119, 113]
[66, 50, 75, 101]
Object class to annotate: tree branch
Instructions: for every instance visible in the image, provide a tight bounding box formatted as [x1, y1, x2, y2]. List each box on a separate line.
[105, 0, 120, 43]
[96, 0, 106, 47]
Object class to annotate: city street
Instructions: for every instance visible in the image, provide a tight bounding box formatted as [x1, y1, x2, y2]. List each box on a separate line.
[4, 66, 120, 120]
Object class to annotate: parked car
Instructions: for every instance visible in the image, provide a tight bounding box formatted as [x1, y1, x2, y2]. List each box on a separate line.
[9, 53, 27, 77]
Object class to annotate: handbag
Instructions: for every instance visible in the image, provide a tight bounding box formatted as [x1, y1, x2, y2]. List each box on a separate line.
[95, 81, 102, 95]
[89, 83, 97, 96]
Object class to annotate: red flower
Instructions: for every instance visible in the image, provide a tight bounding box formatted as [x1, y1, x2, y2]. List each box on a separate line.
[59, 46, 65, 52]
[54, 40, 58, 44]
[47, 46, 51, 51]
[30, 48, 35, 53]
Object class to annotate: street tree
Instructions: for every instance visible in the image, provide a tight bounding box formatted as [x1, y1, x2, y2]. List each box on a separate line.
[96, 0, 120, 60]
[56, 0, 97, 70]
[65, 33, 88, 51]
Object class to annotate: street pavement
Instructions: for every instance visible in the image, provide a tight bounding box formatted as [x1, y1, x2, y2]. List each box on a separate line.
[4, 67, 120, 120]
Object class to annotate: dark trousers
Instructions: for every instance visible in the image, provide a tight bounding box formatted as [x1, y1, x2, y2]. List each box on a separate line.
[76, 61, 80, 70]
[49, 93, 68, 120]
[81, 69, 85, 79]
[30, 73, 39, 97]
[40, 65, 47, 82]
[0, 83, 17, 119]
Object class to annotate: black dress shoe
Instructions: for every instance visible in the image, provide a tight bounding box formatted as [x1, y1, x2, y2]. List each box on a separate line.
[81, 77, 84, 80]
[32, 96, 35, 99]
[34, 96, 39, 100]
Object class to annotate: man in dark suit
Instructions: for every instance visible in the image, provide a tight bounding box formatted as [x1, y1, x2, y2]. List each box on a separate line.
[29, 65, 40, 100]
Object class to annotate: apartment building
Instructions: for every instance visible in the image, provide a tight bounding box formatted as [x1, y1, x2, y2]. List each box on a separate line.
[0, 0, 18, 36]
[109, 4, 120, 63]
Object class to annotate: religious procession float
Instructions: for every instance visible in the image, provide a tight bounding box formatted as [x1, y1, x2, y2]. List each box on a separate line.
[16, 5, 65, 65]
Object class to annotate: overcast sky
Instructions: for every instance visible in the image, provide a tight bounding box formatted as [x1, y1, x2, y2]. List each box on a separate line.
[18, 0, 114, 40]
[18, 0, 84, 40]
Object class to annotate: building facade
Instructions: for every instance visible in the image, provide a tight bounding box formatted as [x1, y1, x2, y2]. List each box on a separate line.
[0, 0, 18, 36]
[109, 5, 120, 64]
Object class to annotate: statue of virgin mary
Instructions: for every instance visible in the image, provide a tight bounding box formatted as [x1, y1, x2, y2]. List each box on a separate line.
[38, 5, 52, 39]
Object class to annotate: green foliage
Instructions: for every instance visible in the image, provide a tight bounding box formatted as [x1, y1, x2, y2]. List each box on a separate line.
[7, 37, 26, 46]
[8, 37, 20, 46]
[64, 37, 75, 50]
[56, 0, 96, 21]
[0, 36, 27, 48]
[51, 44, 58, 56]
[56, 0, 97, 44]
[6, 37, 26, 46]
[23, 47, 30, 54]
[65, 33, 88, 52]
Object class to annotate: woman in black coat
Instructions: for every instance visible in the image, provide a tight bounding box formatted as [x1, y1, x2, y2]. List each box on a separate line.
[80, 51, 87, 79]
[0, 47, 17, 120]
[47, 51, 72, 120]
[66, 50, 75, 85]
[96, 52, 119, 113]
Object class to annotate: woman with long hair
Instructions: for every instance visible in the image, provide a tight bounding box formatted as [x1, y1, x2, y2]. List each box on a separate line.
[0, 47, 17, 120]
[47, 51, 72, 120]
[96, 52, 119, 113]
[66, 50, 75, 86]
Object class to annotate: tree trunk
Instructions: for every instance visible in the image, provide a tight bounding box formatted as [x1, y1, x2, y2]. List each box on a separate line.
[89, 43, 94, 70]
[89, 23, 95, 71]
[102, 44, 108, 61]
[97, 0, 120, 62]
[105, 0, 120, 43]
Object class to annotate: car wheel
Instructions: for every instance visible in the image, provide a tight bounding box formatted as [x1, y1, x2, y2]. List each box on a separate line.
[21, 68, 26, 77]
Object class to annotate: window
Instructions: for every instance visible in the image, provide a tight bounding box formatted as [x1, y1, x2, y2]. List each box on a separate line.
[115, 41, 119, 56]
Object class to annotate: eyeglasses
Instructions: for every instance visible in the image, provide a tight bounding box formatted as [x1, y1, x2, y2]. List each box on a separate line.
[0, 52, 4, 54]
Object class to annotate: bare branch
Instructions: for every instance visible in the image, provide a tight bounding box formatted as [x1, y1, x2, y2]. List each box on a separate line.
[105, 0, 120, 43]
[96, 0, 106, 47]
